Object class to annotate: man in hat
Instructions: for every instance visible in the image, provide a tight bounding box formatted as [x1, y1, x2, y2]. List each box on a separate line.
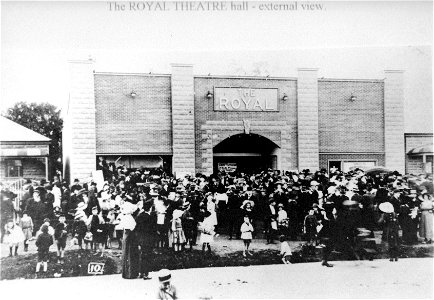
[227, 187, 243, 240]
[157, 269, 178, 300]
[389, 189, 402, 214]
[135, 199, 156, 279]
[70, 179, 82, 194]
[25, 189, 48, 236]
[398, 190, 418, 245]
[318, 202, 337, 267]
[265, 195, 278, 244]
[68, 187, 84, 212]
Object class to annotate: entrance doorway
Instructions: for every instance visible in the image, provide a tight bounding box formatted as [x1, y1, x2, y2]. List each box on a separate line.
[213, 133, 279, 174]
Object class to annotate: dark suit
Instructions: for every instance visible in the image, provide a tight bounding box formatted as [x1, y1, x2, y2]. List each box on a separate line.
[135, 211, 156, 276]
[265, 204, 277, 243]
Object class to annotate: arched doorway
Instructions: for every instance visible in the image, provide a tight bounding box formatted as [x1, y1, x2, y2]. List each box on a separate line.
[213, 133, 280, 173]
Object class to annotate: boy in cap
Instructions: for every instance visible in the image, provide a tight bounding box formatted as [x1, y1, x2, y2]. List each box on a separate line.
[157, 269, 178, 300]
[54, 213, 68, 263]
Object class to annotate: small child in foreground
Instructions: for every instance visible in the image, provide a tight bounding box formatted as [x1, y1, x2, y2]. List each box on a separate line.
[36, 225, 53, 275]
[157, 269, 178, 300]
[54, 213, 68, 264]
[240, 215, 254, 257]
[279, 235, 292, 264]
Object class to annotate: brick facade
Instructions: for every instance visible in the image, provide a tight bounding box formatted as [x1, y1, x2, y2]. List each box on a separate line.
[64, 61, 411, 178]
[94, 74, 172, 154]
[194, 76, 297, 175]
[318, 80, 384, 153]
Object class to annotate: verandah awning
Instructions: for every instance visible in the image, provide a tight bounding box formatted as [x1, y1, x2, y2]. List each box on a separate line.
[407, 144, 433, 156]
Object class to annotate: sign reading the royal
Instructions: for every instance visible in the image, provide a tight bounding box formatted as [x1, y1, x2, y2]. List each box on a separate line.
[214, 87, 279, 111]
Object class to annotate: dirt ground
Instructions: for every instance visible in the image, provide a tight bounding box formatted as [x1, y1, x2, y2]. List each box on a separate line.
[0, 258, 432, 299]
[1, 230, 433, 281]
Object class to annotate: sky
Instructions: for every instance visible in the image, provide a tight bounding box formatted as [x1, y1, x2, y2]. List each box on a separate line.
[1, 0, 433, 132]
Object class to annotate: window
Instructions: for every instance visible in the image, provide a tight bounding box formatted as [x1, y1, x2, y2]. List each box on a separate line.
[5, 159, 23, 177]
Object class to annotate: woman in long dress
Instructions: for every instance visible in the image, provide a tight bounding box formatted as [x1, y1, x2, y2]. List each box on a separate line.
[119, 202, 139, 279]
[419, 194, 433, 243]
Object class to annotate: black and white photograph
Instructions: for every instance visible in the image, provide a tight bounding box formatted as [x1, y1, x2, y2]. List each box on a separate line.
[0, 0, 433, 299]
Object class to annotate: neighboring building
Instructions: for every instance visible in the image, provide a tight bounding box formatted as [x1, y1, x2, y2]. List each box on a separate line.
[63, 59, 408, 181]
[405, 133, 433, 175]
[0, 116, 51, 184]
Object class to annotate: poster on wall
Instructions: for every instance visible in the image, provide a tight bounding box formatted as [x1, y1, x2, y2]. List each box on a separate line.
[218, 162, 237, 173]
[342, 161, 376, 173]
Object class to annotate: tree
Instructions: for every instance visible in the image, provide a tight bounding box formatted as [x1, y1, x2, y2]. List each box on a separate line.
[3, 101, 63, 180]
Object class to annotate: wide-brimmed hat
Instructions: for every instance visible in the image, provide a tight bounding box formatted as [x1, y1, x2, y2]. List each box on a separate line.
[407, 189, 417, 197]
[76, 202, 88, 211]
[418, 193, 432, 201]
[379, 202, 394, 213]
[149, 189, 159, 196]
[310, 180, 319, 186]
[181, 201, 191, 210]
[158, 269, 171, 283]
[77, 188, 88, 196]
[74, 210, 87, 220]
[172, 209, 184, 220]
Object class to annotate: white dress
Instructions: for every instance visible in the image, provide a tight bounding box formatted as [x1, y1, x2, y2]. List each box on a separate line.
[207, 200, 218, 226]
[240, 222, 253, 240]
[199, 216, 215, 244]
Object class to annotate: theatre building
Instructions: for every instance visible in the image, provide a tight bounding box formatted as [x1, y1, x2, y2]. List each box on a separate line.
[63, 59, 407, 181]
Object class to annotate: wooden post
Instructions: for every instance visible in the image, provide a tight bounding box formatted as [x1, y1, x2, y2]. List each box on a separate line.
[45, 157, 49, 181]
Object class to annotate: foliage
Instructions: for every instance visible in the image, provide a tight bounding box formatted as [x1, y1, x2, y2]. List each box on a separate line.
[2, 101, 63, 178]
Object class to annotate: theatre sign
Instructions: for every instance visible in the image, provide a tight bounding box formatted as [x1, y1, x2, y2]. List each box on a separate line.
[214, 87, 279, 111]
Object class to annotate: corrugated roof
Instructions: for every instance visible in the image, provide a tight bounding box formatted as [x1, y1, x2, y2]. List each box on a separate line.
[0, 116, 51, 142]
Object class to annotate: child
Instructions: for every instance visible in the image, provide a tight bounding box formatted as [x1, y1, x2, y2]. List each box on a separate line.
[4, 219, 25, 256]
[279, 235, 292, 264]
[303, 208, 318, 246]
[72, 209, 88, 250]
[35, 224, 53, 275]
[87, 206, 106, 256]
[240, 215, 254, 257]
[171, 208, 186, 252]
[157, 269, 178, 300]
[54, 213, 68, 264]
[113, 209, 124, 250]
[199, 211, 216, 255]
[379, 202, 400, 262]
[19, 211, 33, 252]
[37, 218, 55, 240]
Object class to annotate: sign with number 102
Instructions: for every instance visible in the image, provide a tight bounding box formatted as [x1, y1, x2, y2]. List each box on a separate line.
[88, 262, 105, 275]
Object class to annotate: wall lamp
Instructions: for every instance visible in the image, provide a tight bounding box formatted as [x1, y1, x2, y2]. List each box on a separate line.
[282, 93, 288, 101]
[349, 94, 357, 101]
[129, 91, 137, 98]
[206, 91, 213, 100]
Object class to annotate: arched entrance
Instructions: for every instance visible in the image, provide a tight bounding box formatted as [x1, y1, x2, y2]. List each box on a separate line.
[213, 133, 280, 173]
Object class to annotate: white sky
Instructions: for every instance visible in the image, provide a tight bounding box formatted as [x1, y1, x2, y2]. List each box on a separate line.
[1, 0, 433, 132]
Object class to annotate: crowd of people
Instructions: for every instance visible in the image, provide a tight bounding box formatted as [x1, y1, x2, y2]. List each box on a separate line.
[1, 160, 433, 276]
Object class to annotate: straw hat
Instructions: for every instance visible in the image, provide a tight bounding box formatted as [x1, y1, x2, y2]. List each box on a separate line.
[158, 269, 172, 283]
[76, 202, 88, 211]
[379, 202, 394, 213]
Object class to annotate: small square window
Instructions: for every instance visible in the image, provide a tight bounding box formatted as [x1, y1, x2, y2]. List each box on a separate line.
[5, 160, 23, 177]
